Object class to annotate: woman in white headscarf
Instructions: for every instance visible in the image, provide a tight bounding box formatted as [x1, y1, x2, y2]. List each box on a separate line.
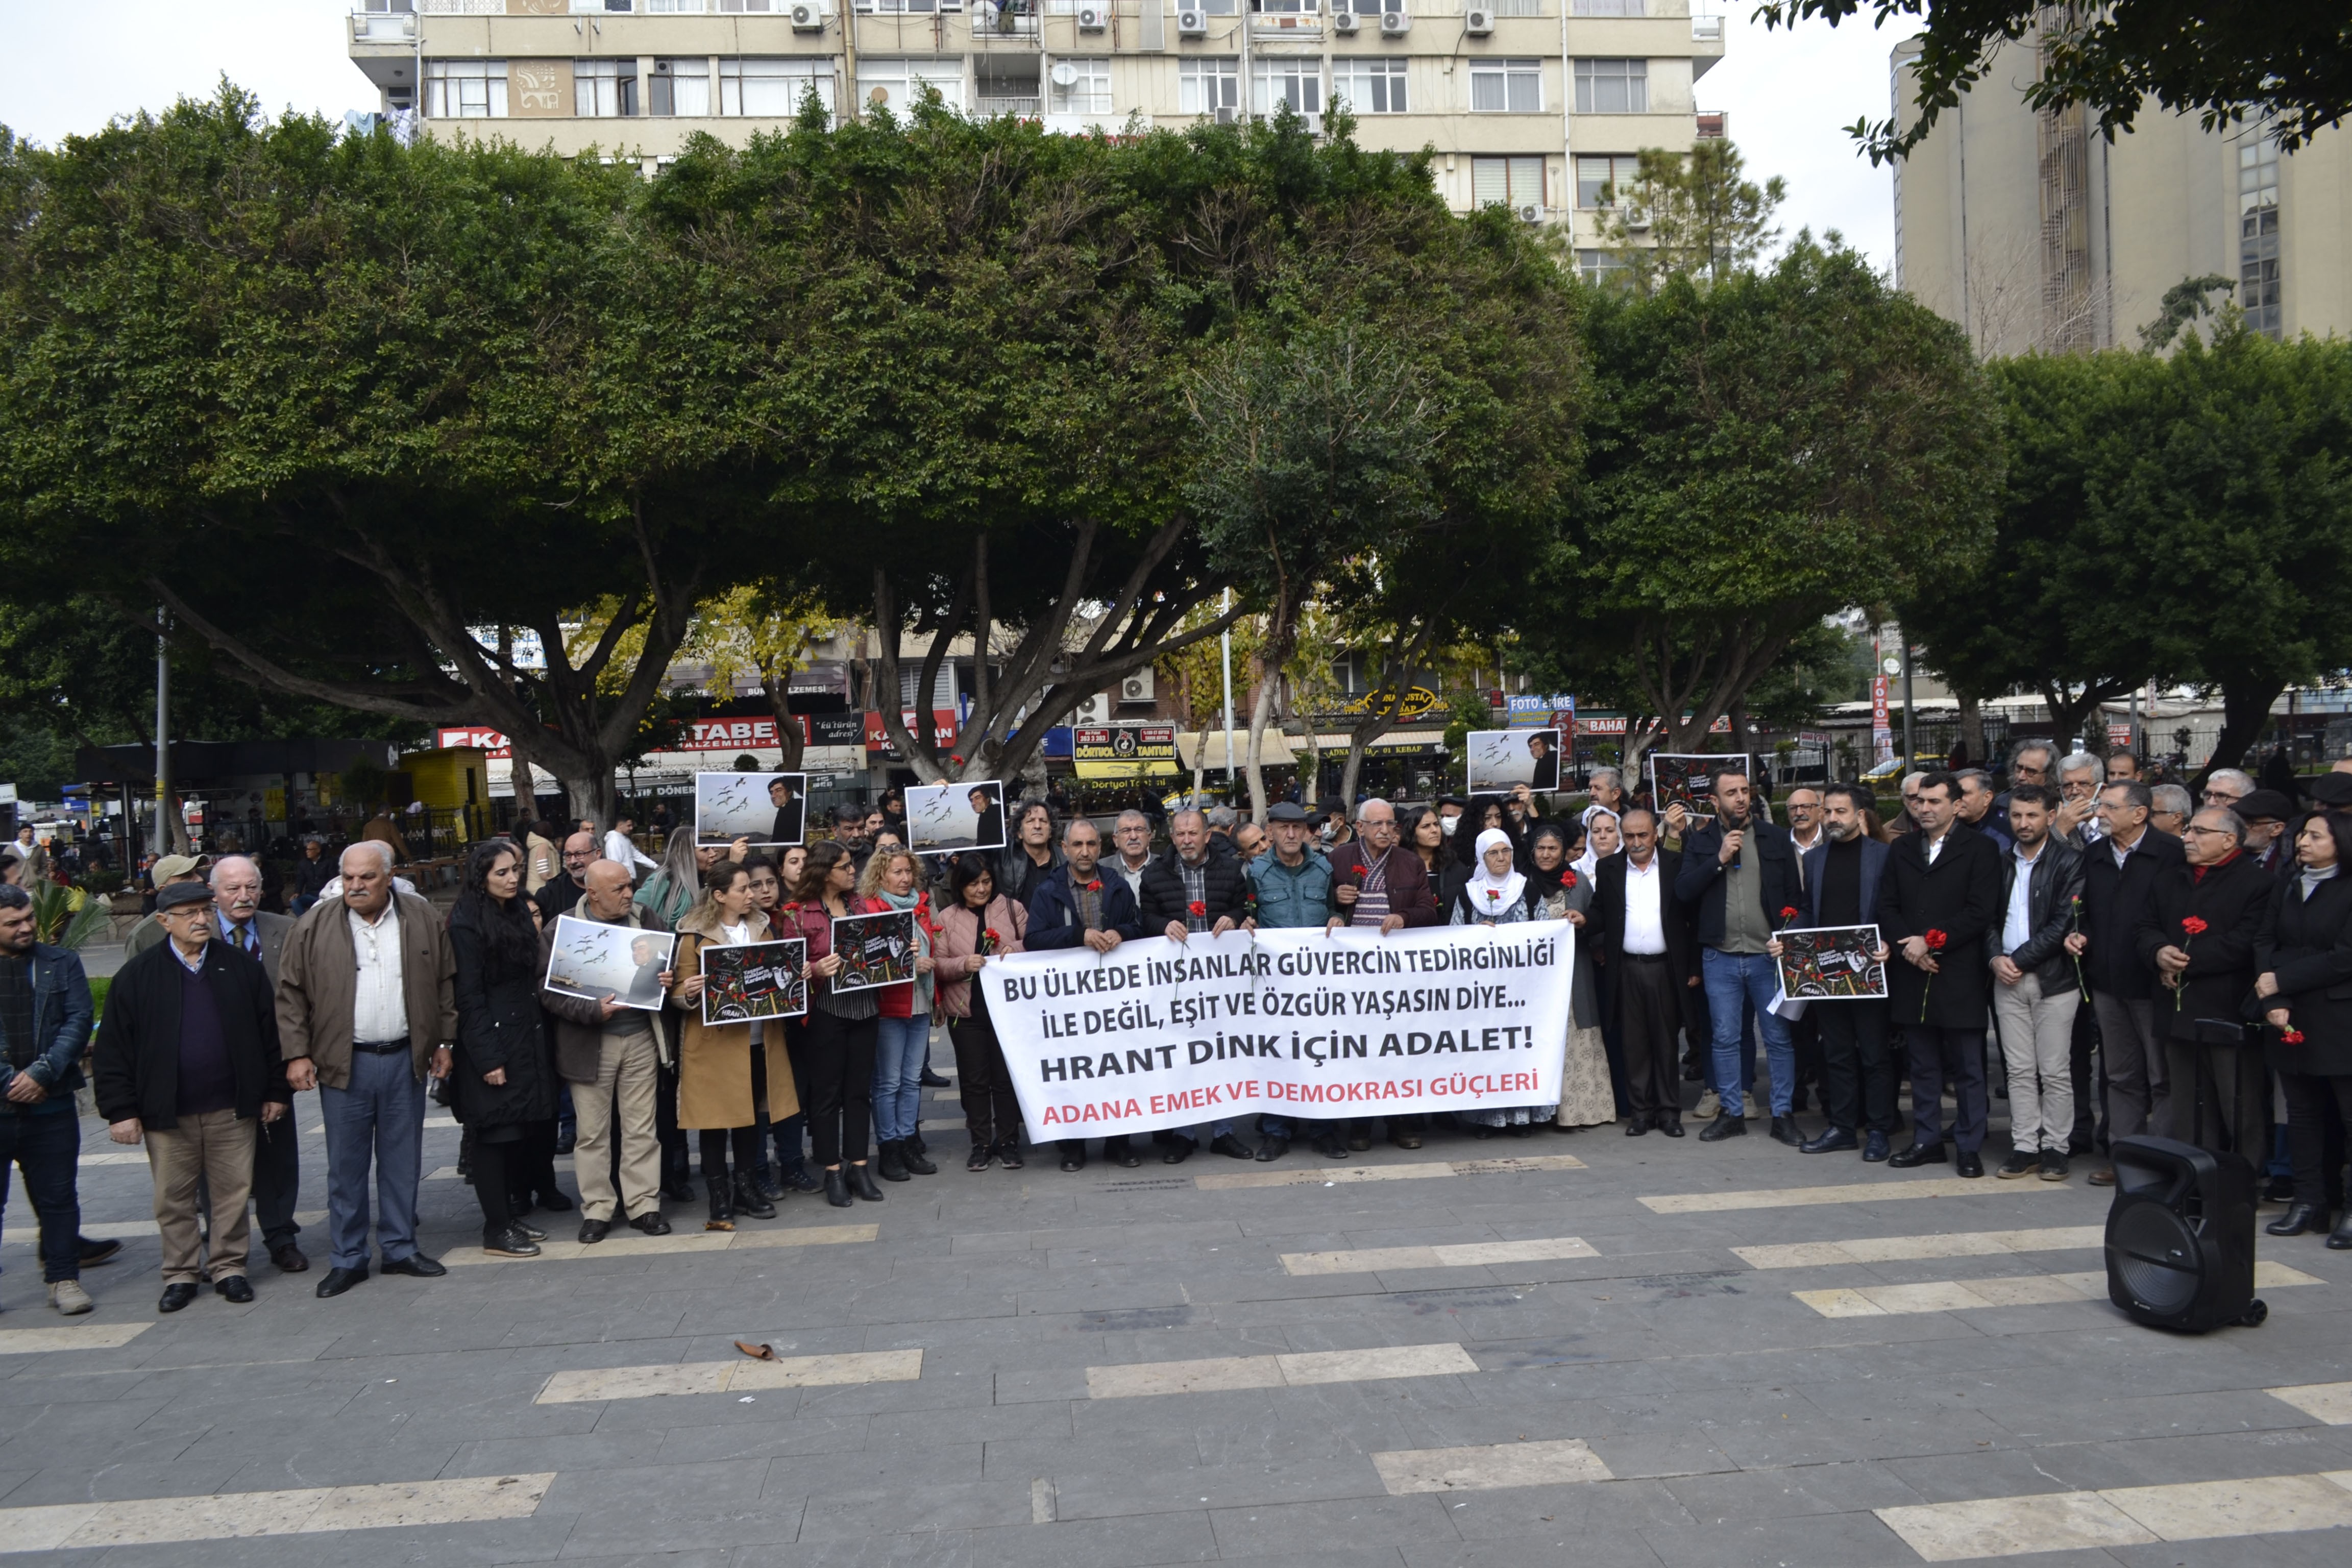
[1448, 829, 1558, 1134]
[1572, 807, 1619, 887]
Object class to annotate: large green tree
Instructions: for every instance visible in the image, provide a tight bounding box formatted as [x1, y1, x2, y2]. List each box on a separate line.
[1905, 320, 2352, 768]
[0, 92, 774, 823]
[1524, 235, 2000, 770]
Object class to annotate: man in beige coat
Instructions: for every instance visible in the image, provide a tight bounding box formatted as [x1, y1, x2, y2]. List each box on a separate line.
[276, 843, 457, 1298]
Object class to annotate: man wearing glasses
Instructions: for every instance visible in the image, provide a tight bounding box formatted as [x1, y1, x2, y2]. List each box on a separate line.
[2136, 807, 2274, 1158]
[2199, 768, 2255, 811]
[2064, 779, 2184, 1184]
[534, 830, 599, 923]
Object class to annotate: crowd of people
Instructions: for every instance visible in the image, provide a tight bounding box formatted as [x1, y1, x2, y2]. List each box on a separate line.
[5, 738, 2350, 1320]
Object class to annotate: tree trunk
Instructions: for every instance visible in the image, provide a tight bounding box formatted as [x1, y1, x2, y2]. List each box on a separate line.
[1729, 697, 1755, 766]
[1955, 690, 1986, 768]
[2204, 673, 2284, 775]
[1243, 651, 1281, 824]
[761, 674, 806, 772]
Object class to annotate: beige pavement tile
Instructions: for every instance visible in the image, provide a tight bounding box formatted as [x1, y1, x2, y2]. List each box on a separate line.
[1792, 1288, 1887, 1318]
[2268, 1382, 2352, 1424]
[0, 1322, 152, 1356]
[1643, 1176, 2064, 1213]
[1372, 1438, 1612, 1496]
[1280, 1235, 1596, 1276]
[1795, 1263, 2319, 1318]
[302, 1474, 555, 1532]
[1085, 1341, 1476, 1399]
[0, 1504, 101, 1555]
[54, 1489, 329, 1548]
[1195, 1163, 1457, 1190]
[537, 1349, 919, 1403]
[1735, 1224, 2105, 1269]
[443, 1221, 877, 1267]
[1878, 1490, 2155, 1561]
[2103, 1472, 2352, 1540]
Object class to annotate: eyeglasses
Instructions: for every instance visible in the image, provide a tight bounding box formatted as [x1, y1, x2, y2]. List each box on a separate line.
[2200, 790, 2244, 805]
[2183, 825, 2237, 838]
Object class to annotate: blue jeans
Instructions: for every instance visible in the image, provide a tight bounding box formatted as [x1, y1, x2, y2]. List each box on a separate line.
[0, 1108, 82, 1283]
[871, 1016, 930, 1145]
[320, 1047, 427, 1269]
[1702, 949, 1794, 1119]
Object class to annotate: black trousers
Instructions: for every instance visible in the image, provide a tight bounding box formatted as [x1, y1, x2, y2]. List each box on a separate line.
[657, 1064, 690, 1183]
[251, 1107, 304, 1253]
[1818, 999, 1897, 1135]
[2278, 1071, 2352, 1210]
[2069, 998, 2100, 1153]
[1612, 955, 1682, 1123]
[699, 1126, 763, 1189]
[471, 1135, 521, 1238]
[1905, 1025, 1989, 1152]
[803, 1008, 878, 1168]
[949, 1013, 1024, 1148]
[1787, 1008, 1825, 1109]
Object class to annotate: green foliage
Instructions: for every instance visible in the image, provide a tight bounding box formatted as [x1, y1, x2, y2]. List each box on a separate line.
[1592, 140, 1786, 292]
[1526, 234, 1999, 758]
[1762, 2, 2352, 162]
[27, 880, 108, 950]
[2138, 274, 2237, 352]
[1904, 319, 2352, 765]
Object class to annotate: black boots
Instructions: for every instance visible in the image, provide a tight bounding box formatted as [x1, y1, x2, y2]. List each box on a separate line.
[733, 1175, 776, 1220]
[899, 1138, 938, 1177]
[824, 1167, 852, 1207]
[845, 1162, 885, 1202]
[876, 1141, 912, 1182]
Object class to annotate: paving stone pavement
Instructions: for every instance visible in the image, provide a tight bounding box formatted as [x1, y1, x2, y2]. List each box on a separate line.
[3, 1060, 2350, 1568]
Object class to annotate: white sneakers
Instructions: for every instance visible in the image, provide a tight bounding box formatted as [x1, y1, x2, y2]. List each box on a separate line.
[1693, 1089, 1721, 1120]
[49, 1280, 94, 1315]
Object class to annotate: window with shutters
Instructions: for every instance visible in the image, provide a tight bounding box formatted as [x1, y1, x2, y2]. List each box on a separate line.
[1471, 155, 1544, 210]
[1576, 154, 1640, 208]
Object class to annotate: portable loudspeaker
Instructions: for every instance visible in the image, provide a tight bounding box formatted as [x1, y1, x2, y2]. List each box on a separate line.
[2103, 1134, 2265, 1332]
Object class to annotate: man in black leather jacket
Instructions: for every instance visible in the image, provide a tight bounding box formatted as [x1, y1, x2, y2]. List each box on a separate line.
[1988, 786, 2088, 1179]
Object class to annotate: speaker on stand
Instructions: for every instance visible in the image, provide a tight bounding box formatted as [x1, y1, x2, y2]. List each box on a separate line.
[2103, 1134, 2265, 1332]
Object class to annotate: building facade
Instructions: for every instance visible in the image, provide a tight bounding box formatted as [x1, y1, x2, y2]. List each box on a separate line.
[1891, 28, 2352, 356]
[347, 0, 1722, 237]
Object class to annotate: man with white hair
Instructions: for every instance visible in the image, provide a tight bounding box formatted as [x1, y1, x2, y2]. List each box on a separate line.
[1583, 768, 1626, 831]
[209, 856, 306, 1272]
[2054, 752, 2105, 845]
[276, 842, 458, 1298]
[2199, 767, 2256, 812]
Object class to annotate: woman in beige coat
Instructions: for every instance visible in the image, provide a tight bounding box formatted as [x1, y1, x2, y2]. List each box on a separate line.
[668, 862, 800, 1228]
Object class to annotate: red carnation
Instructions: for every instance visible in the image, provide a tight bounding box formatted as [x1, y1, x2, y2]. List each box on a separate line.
[1924, 928, 1948, 950]
[1562, 870, 1578, 890]
[1780, 905, 1799, 919]
[950, 754, 965, 764]
[1085, 879, 1102, 893]
[2283, 1028, 2307, 1045]
[979, 926, 1001, 954]
[2180, 916, 2209, 936]
[1187, 900, 1207, 918]
[2172, 917, 2209, 1011]
[1918, 929, 1949, 1021]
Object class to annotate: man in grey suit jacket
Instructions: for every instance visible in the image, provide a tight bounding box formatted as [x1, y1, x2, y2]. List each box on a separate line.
[209, 856, 307, 1272]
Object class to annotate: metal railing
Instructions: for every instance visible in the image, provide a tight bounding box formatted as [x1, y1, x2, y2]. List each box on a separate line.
[970, 4, 1043, 41]
[975, 95, 1042, 117]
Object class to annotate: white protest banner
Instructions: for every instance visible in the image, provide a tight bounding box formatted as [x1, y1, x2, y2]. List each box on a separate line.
[977, 924, 1574, 1141]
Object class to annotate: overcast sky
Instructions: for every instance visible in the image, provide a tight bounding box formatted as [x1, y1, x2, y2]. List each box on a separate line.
[1, 1, 1911, 272]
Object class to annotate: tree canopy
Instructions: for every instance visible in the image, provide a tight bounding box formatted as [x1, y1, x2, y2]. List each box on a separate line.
[1763, 1, 2352, 163]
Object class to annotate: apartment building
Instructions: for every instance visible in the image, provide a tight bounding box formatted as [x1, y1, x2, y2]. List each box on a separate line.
[1891, 28, 2352, 355]
[347, 0, 1723, 251]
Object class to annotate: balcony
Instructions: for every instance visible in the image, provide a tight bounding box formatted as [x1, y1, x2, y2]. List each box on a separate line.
[1251, 0, 1321, 36]
[975, 95, 1041, 117]
[969, 4, 1043, 46]
[351, 7, 419, 43]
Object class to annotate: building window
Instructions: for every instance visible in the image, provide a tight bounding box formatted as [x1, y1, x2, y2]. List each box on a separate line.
[1251, 57, 1322, 117]
[576, 59, 639, 117]
[2239, 133, 2282, 338]
[722, 58, 834, 115]
[859, 0, 964, 12]
[857, 59, 964, 114]
[1180, 57, 1241, 116]
[1576, 249, 1630, 286]
[1469, 59, 1543, 114]
[1575, 154, 1639, 208]
[1471, 155, 1544, 211]
[1332, 58, 1407, 115]
[1573, 58, 1647, 113]
[424, 60, 507, 118]
[1570, 0, 1641, 14]
[651, 59, 712, 116]
[1049, 57, 1112, 115]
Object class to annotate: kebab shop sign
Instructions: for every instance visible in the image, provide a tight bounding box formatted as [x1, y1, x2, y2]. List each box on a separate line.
[977, 925, 1573, 1138]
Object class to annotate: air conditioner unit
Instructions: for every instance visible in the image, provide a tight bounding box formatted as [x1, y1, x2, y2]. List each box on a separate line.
[1070, 693, 1110, 726]
[1214, 104, 1237, 123]
[1119, 671, 1155, 703]
[1464, 7, 1494, 34]
[788, 0, 824, 30]
[1330, 9, 1359, 33]
[1621, 207, 1652, 231]
[1076, 2, 1109, 30]
[1379, 10, 1410, 37]
[1517, 202, 1542, 224]
[1177, 8, 1209, 37]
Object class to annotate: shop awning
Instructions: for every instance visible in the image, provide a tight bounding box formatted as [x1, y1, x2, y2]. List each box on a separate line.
[1178, 730, 1298, 769]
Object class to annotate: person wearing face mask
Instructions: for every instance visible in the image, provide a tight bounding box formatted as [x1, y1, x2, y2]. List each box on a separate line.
[2254, 811, 2352, 1246]
[1402, 807, 1463, 915]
